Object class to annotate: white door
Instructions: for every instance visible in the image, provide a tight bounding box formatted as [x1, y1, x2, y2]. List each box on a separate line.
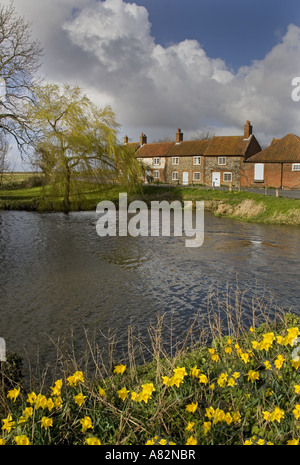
[182, 172, 189, 185]
[212, 172, 220, 187]
[254, 163, 264, 181]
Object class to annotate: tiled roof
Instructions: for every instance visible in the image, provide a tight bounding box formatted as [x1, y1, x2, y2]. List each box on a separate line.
[133, 134, 256, 158]
[246, 133, 300, 163]
[135, 142, 174, 158]
[167, 140, 210, 156]
[204, 136, 251, 156]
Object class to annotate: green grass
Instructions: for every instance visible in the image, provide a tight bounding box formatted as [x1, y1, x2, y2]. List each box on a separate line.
[1, 180, 300, 225]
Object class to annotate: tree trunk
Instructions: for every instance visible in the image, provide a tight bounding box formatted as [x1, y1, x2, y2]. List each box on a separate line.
[63, 160, 71, 212]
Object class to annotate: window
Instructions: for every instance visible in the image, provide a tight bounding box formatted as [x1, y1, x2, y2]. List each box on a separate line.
[172, 157, 179, 165]
[193, 156, 201, 165]
[172, 171, 179, 181]
[153, 157, 160, 165]
[223, 172, 232, 182]
[218, 157, 226, 166]
[292, 163, 300, 171]
[153, 170, 160, 179]
[254, 163, 264, 181]
[193, 172, 201, 181]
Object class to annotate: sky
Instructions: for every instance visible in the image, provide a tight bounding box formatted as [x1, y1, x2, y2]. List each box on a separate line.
[4, 0, 300, 170]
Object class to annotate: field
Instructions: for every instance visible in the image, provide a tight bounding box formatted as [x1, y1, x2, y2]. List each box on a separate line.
[1, 174, 300, 225]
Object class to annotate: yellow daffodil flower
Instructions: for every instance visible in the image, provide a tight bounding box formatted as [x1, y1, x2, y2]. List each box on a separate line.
[80, 416, 93, 433]
[86, 437, 101, 445]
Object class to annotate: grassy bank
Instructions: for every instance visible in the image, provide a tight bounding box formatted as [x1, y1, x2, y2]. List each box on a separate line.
[1, 179, 300, 225]
[1, 309, 300, 445]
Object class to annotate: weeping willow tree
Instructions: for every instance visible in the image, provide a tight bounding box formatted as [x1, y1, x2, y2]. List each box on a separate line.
[28, 83, 142, 211]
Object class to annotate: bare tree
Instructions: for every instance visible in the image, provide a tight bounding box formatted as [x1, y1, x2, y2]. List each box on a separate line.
[192, 129, 215, 140]
[0, 134, 10, 187]
[0, 1, 43, 150]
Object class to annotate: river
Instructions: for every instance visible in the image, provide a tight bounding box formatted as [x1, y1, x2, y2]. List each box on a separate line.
[0, 209, 299, 379]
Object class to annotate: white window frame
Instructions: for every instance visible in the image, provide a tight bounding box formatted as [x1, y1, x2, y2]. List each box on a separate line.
[193, 156, 201, 165]
[223, 172, 232, 182]
[172, 171, 179, 181]
[153, 157, 160, 166]
[153, 170, 160, 179]
[292, 163, 300, 171]
[193, 172, 201, 181]
[218, 157, 226, 166]
[172, 157, 179, 165]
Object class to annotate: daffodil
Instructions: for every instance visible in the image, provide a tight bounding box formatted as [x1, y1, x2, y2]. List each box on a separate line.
[7, 387, 20, 402]
[283, 327, 300, 346]
[186, 435, 197, 445]
[80, 416, 93, 433]
[212, 408, 226, 425]
[113, 364, 126, 375]
[98, 387, 106, 397]
[199, 374, 208, 384]
[26, 392, 37, 405]
[202, 421, 211, 435]
[47, 398, 55, 412]
[117, 387, 129, 401]
[294, 385, 300, 394]
[35, 394, 48, 410]
[291, 359, 300, 370]
[14, 435, 31, 445]
[217, 372, 228, 387]
[205, 406, 215, 420]
[67, 371, 84, 386]
[247, 370, 259, 383]
[190, 366, 201, 378]
[185, 421, 195, 431]
[263, 360, 272, 370]
[54, 396, 63, 408]
[293, 404, 300, 420]
[50, 379, 63, 396]
[263, 407, 285, 423]
[74, 392, 86, 407]
[287, 439, 299, 445]
[274, 355, 285, 370]
[1, 414, 15, 433]
[185, 402, 198, 413]
[86, 437, 101, 445]
[41, 416, 53, 429]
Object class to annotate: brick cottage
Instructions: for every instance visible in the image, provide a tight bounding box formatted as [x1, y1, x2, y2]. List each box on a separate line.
[241, 133, 300, 190]
[124, 121, 261, 188]
[124, 122, 300, 190]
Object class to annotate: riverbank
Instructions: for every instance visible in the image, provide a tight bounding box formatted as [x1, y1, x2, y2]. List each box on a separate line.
[1, 310, 300, 445]
[1, 182, 300, 226]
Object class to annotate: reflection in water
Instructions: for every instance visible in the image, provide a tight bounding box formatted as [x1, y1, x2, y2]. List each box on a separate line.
[0, 210, 299, 377]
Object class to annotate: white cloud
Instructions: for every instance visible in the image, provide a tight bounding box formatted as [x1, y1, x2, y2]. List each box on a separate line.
[4, 0, 300, 152]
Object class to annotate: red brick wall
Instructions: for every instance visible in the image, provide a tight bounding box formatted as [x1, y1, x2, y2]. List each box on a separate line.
[240, 162, 300, 189]
[282, 164, 300, 189]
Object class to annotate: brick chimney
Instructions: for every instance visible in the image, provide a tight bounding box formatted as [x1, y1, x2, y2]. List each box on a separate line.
[244, 120, 253, 139]
[124, 135, 128, 144]
[140, 132, 147, 145]
[176, 128, 183, 143]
